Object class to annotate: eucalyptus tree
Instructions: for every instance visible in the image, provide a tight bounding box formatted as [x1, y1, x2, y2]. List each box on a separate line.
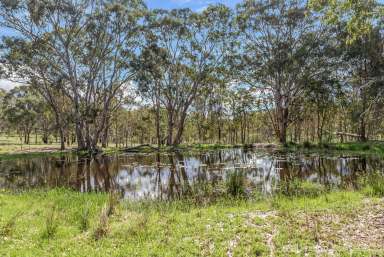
[137, 5, 233, 146]
[338, 27, 384, 141]
[1, 86, 42, 144]
[0, 0, 146, 151]
[235, 0, 332, 144]
[0, 88, 7, 133]
[309, 0, 383, 43]
[228, 84, 255, 144]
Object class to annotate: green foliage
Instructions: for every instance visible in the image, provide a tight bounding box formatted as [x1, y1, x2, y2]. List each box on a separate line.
[309, 0, 383, 43]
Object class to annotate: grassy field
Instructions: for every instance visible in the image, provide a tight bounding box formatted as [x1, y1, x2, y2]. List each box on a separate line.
[0, 135, 71, 154]
[1, 179, 383, 257]
[283, 141, 384, 156]
[2, 132, 384, 160]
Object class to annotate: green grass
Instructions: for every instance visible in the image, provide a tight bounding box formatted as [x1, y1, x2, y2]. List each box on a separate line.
[0, 134, 239, 158]
[283, 141, 384, 156]
[2, 136, 384, 161]
[0, 135, 74, 160]
[0, 186, 383, 256]
[0, 135, 63, 152]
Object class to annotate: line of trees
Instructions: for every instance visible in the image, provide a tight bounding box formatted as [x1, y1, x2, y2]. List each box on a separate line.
[0, 0, 383, 151]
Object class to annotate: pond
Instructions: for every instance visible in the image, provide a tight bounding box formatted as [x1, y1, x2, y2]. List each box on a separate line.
[0, 148, 383, 200]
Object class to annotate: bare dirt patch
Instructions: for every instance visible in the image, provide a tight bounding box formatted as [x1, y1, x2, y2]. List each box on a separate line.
[338, 199, 384, 249]
[299, 198, 384, 252]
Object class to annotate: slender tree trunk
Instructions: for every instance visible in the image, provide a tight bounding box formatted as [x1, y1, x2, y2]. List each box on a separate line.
[359, 116, 367, 142]
[52, 110, 65, 150]
[173, 110, 188, 146]
[166, 106, 174, 146]
[59, 127, 65, 151]
[101, 118, 110, 148]
[277, 106, 289, 145]
[155, 89, 161, 148]
[75, 121, 86, 150]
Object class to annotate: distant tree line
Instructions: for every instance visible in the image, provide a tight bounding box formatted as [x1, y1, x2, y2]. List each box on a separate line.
[0, 0, 383, 151]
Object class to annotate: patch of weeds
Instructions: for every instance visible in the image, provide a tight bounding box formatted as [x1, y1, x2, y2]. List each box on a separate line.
[0, 211, 23, 237]
[226, 171, 246, 198]
[106, 192, 119, 216]
[93, 192, 119, 240]
[269, 195, 283, 209]
[188, 181, 226, 206]
[278, 179, 326, 198]
[78, 202, 91, 232]
[42, 204, 59, 239]
[359, 172, 384, 197]
[251, 242, 269, 256]
[311, 216, 321, 243]
[94, 204, 109, 240]
[124, 214, 149, 238]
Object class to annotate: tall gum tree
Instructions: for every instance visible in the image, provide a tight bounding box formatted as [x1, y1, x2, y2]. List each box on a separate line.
[0, 0, 146, 151]
[235, 0, 332, 144]
[137, 5, 233, 146]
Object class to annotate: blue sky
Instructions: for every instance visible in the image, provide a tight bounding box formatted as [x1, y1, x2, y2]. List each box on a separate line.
[0, 0, 242, 90]
[145, 0, 243, 11]
[1, 1, 244, 89]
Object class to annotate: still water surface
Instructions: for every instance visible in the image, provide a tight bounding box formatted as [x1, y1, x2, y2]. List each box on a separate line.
[0, 148, 382, 200]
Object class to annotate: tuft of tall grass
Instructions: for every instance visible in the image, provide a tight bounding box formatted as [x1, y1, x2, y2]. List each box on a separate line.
[358, 171, 384, 197]
[186, 181, 227, 206]
[226, 171, 246, 198]
[78, 202, 91, 232]
[94, 204, 109, 240]
[93, 193, 119, 240]
[42, 204, 58, 239]
[277, 179, 327, 198]
[106, 192, 119, 216]
[0, 211, 23, 237]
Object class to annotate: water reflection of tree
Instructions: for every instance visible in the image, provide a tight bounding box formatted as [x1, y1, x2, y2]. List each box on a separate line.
[154, 153, 163, 200]
[2, 150, 384, 199]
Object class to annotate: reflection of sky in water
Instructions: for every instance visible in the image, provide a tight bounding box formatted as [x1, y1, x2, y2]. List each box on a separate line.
[0, 149, 383, 200]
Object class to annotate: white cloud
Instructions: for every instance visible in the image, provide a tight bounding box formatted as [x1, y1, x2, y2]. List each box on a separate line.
[0, 79, 21, 91]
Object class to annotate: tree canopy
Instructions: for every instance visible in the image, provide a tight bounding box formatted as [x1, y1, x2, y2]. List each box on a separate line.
[0, 0, 383, 150]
